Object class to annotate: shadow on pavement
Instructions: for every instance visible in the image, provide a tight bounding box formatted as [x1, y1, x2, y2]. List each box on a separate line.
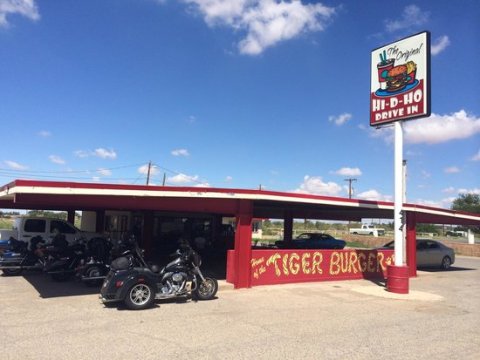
[22, 272, 101, 298]
[418, 266, 475, 273]
[18, 257, 227, 299]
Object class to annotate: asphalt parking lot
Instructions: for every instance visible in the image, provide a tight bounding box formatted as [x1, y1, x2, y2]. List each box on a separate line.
[1, 256, 479, 360]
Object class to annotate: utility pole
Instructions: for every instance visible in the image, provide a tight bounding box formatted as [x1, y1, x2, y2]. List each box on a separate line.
[344, 178, 357, 199]
[146, 161, 152, 185]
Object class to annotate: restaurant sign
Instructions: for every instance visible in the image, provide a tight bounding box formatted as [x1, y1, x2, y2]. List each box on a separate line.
[235, 249, 395, 286]
[370, 31, 430, 126]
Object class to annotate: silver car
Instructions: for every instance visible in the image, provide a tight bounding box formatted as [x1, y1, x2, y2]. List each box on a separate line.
[381, 239, 455, 270]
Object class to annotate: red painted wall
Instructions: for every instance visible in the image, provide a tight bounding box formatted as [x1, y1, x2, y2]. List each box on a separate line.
[227, 249, 394, 286]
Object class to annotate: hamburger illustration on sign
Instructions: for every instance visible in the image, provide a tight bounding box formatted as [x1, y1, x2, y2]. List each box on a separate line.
[370, 32, 430, 126]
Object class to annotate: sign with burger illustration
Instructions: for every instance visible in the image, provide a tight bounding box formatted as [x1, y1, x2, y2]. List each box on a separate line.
[370, 31, 431, 126]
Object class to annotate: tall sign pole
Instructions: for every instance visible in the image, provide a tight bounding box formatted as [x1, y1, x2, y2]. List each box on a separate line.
[394, 121, 404, 266]
[370, 31, 431, 294]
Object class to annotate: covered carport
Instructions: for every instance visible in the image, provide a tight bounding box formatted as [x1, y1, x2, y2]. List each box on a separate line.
[1, 179, 479, 289]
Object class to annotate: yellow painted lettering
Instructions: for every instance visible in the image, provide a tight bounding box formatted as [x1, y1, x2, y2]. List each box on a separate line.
[340, 252, 348, 273]
[282, 254, 289, 276]
[377, 252, 385, 272]
[348, 252, 359, 274]
[367, 253, 376, 273]
[330, 252, 340, 275]
[266, 253, 282, 277]
[312, 252, 323, 274]
[358, 252, 367, 272]
[289, 253, 300, 275]
[302, 253, 311, 274]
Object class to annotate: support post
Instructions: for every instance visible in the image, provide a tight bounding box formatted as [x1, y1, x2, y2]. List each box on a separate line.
[394, 121, 405, 266]
[387, 121, 409, 294]
[234, 200, 253, 289]
[143, 211, 154, 258]
[67, 210, 75, 225]
[284, 211, 293, 244]
[95, 210, 105, 234]
[406, 212, 417, 277]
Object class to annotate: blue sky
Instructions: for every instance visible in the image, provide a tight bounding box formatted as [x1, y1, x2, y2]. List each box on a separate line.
[0, 0, 479, 210]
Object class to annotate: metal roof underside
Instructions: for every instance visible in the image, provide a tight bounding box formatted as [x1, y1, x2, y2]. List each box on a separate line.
[1, 180, 479, 226]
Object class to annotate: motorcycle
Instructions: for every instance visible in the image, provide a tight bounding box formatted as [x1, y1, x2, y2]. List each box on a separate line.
[0, 236, 48, 276]
[100, 240, 218, 310]
[44, 235, 87, 281]
[79, 235, 139, 286]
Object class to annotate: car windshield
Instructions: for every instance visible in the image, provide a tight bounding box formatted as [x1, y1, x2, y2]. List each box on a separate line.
[296, 233, 333, 241]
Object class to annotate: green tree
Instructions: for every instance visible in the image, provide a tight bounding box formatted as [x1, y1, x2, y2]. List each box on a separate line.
[416, 223, 439, 234]
[451, 193, 480, 214]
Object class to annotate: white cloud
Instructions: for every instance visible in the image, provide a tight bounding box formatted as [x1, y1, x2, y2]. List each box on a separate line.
[431, 35, 450, 56]
[74, 148, 117, 159]
[171, 148, 190, 157]
[94, 148, 117, 159]
[328, 113, 352, 126]
[194, 182, 211, 187]
[415, 198, 447, 209]
[458, 188, 480, 195]
[74, 150, 89, 158]
[357, 189, 392, 202]
[444, 166, 460, 174]
[371, 110, 480, 145]
[293, 175, 342, 196]
[0, 0, 40, 28]
[38, 130, 51, 137]
[471, 149, 480, 161]
[181, 0, 336, 55]
[384, 5, 429, 33]
[225, 175, 233, 182]
[421, 170, 430, 179]
[442, 186, 456, 194]
[4, 160, 28, 170]
[97, 168, 112, 176]
[167, 173, 206, 186]
[48, 155, 65, 165]
[333, 167, 362, 177]
[138, 164, 160, 176]
[405, 111, 480, 144]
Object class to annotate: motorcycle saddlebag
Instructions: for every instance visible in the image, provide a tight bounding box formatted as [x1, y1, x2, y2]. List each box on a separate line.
[111, 256, 130, 271]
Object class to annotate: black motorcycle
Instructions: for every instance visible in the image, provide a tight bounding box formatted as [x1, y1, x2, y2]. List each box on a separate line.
[100, 241, 218, 310]
[44, 235, 87, 281]
[77, 237, 113, 286]
[0, 236, 47, 276]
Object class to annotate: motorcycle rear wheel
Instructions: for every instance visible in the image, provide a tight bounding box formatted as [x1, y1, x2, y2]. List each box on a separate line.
[2, 268, 23, 276]
[124, 283, 155, 310]
[193, 277, 218, 300]
[83, 265, 104, 287]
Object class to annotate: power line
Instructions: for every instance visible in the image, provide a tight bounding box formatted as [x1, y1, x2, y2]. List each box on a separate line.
[0, 162, 144, 175]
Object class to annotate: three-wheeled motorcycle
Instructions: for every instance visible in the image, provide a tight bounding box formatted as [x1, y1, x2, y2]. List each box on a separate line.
[100, 240, 218, 310]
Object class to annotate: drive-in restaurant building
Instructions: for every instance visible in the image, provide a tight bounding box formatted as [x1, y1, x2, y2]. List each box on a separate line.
[1, 179, 479, 290]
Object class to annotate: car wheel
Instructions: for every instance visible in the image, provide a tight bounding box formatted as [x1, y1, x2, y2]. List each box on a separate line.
[124, 283, 154, 310]
[440, 256, 452, 270]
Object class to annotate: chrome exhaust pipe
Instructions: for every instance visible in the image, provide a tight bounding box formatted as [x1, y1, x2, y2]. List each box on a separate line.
[81, 275, 106, 281]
